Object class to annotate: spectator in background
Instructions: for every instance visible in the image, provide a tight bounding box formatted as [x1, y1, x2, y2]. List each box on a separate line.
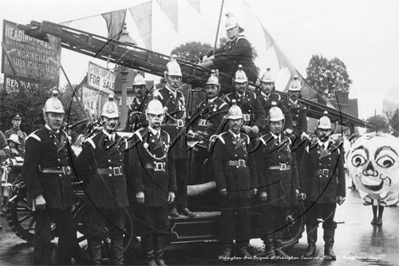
[0, 131, 11, 230]
[5, 113, 27, 154]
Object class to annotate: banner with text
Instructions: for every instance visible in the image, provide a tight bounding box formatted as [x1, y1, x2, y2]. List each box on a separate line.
[87, 62, 116, 92]
[2, 20, 60, 82]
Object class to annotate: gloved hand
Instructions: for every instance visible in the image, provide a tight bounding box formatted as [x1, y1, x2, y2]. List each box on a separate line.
[219, 189, 227, 197]
[35, 194, 46, 210]
[259, 191, 267, 201]
[168, 192, 175, 203]
[136, 191, 145, 204]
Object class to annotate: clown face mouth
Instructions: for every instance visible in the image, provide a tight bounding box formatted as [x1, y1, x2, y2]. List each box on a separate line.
[362, 180, 384, 192]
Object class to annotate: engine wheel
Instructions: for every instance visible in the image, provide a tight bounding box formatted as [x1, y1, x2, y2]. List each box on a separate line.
[281, 202, 305, 247]
[71, 201, 137, 264]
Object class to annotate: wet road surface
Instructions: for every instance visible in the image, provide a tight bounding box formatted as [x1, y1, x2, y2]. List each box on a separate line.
[1, 183, 398, 266]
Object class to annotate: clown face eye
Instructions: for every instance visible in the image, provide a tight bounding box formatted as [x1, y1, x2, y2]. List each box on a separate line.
[351, 154, 367, 167]
[376, 155, 395, 168]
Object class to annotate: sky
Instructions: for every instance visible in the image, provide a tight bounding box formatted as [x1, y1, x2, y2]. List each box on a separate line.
[0, 0, 398, 120]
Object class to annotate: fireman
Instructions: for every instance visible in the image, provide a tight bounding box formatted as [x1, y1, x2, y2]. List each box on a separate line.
[188, 70, 229, 184]
[144, 55, 195, 217]
[256, 68, 293, 135]
[127, 96, 177, 266]
[284, 76, 309, 165]
[299, 112, 346, 260]
[224, 65, 266, 139]
[75, 94, 129, 265]
[125, 72, 148, 132]
[212, 100, 258, 260]
[199, 12, 258, 93]
[22, 91, 76, 265]
[254, 102, 304, 260]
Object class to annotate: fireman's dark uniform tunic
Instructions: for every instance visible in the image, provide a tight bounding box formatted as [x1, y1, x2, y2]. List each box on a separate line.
[127, 127, 177, 256]
[299, 139, 346, 239]
[206, 34, 258, 93]
[75, 130, 129, 264]
[255, 132, 299, 248]
[256, 91, 293, 134]
[125, 96, 147, 132]
[146, 86, 190, 212]
[188, 96, 229, 184]
[212, 131, 258, 246]
[284, 98, 308, 164]
[22, 125, 76, 265]
[224, 91, 267, 139]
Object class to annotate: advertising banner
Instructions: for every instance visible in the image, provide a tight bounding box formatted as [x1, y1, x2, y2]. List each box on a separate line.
[87, 62, 116, 92]
[2, 20, 60, 82]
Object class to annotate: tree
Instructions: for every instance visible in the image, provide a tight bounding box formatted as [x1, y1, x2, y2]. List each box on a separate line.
[365, 115, 390, 133]
[306, 54, 352, 98]
[385, 108, 399, 137]
[0, 79, 85, 134]
[171, 41, 213, 62]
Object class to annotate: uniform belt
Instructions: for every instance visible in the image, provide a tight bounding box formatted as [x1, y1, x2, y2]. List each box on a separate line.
[269, 164, 291, 171]
[143, 162, 166, 171]
[163, 119, 185, 127]
[97, 167, 123, 176]
[317, 169, 330, 176]
[224, 159, 246, 167]
[41, 166, 72, 175]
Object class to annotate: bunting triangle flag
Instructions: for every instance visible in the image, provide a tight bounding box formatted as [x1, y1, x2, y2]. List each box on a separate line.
[156, 0, 178, 32]
[129, 1, 153, 50]
[102, 9, 127, 41]
[186, 0, 201, 13]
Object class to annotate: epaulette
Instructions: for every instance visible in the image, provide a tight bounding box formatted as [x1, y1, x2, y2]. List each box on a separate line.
[26, 130, 41, 142]
[154, 89, 163, 100]
[161, 130, 170, 143]
[225, 94, 232, 103]
[242, 133, 250, 144]
[132, 128, 147, 142]
[213, 132, 228, 144]
[219, 102, 227, 109]
[84, 134, 96, 149]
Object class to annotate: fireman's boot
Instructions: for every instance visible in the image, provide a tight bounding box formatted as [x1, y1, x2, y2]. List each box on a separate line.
[88, 238, 102, 266]
[274, 230, 290, 259]
[141, 234, 156, 266]
[323, 228, 336, 260]
[262, 233, 276, 259]
[304, 225, 318, 257]
[154, 234, 167, 266]
[111, 236, 124, 265]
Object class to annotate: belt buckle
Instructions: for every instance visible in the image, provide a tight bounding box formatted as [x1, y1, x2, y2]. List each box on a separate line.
[238, 159, 246, 167]
[113, 167, 122, 176]
[323, 169, 329, 176]
[155, 162, 165, 171]
[243, 114, 250, 122]
[62, 166, 71, 175]
[280, 163, 287, 171]
[198, 119, 207, 127]
[177, 119, 184, 127]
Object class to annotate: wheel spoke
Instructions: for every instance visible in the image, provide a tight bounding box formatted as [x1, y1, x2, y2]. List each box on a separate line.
[18, 212, 34, 223]
[26, 215, 36, 230]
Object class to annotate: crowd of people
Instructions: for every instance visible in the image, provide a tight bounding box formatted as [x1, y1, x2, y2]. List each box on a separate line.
[0, 12, 351, 266]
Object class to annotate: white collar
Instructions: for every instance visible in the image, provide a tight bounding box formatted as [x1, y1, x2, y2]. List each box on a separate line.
[289, 98, 298, 105]
[207, 97, 217, 103]
[102, 129, 115, 140]
[45, 124, 59, 134]
[318, 139, 330, 148]
[261, 91, 271, 98]
[148, 126, 160, 136]
[229, 130, 240, 139]
[236, 91, 245, 98]
[165, 85, 177, 97]
[270, 132, 281, 142]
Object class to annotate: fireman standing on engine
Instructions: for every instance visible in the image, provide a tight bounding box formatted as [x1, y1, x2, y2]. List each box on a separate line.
[188, 70, 229, 184]
[75, 94, 129, 265]
[256, 68, 293, 135]
[254, 102, 304, 260]
[299, 112, 346, 260]
[199, 12, 258, 93]
[283, 76, 309, 165]
[145, 55, 195, 218]
[127, 96, 177, 266]
[125, 72, 149, 132]
[224, 65, 266, 139]
[22, 91, 76, 265]
[212, 101, 258, 260]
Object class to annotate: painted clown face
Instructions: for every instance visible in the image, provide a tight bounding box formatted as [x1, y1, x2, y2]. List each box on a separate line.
[347, 133, 399, 205]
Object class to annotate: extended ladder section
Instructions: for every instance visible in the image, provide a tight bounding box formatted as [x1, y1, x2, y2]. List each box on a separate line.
[18, 20, 365, 128]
